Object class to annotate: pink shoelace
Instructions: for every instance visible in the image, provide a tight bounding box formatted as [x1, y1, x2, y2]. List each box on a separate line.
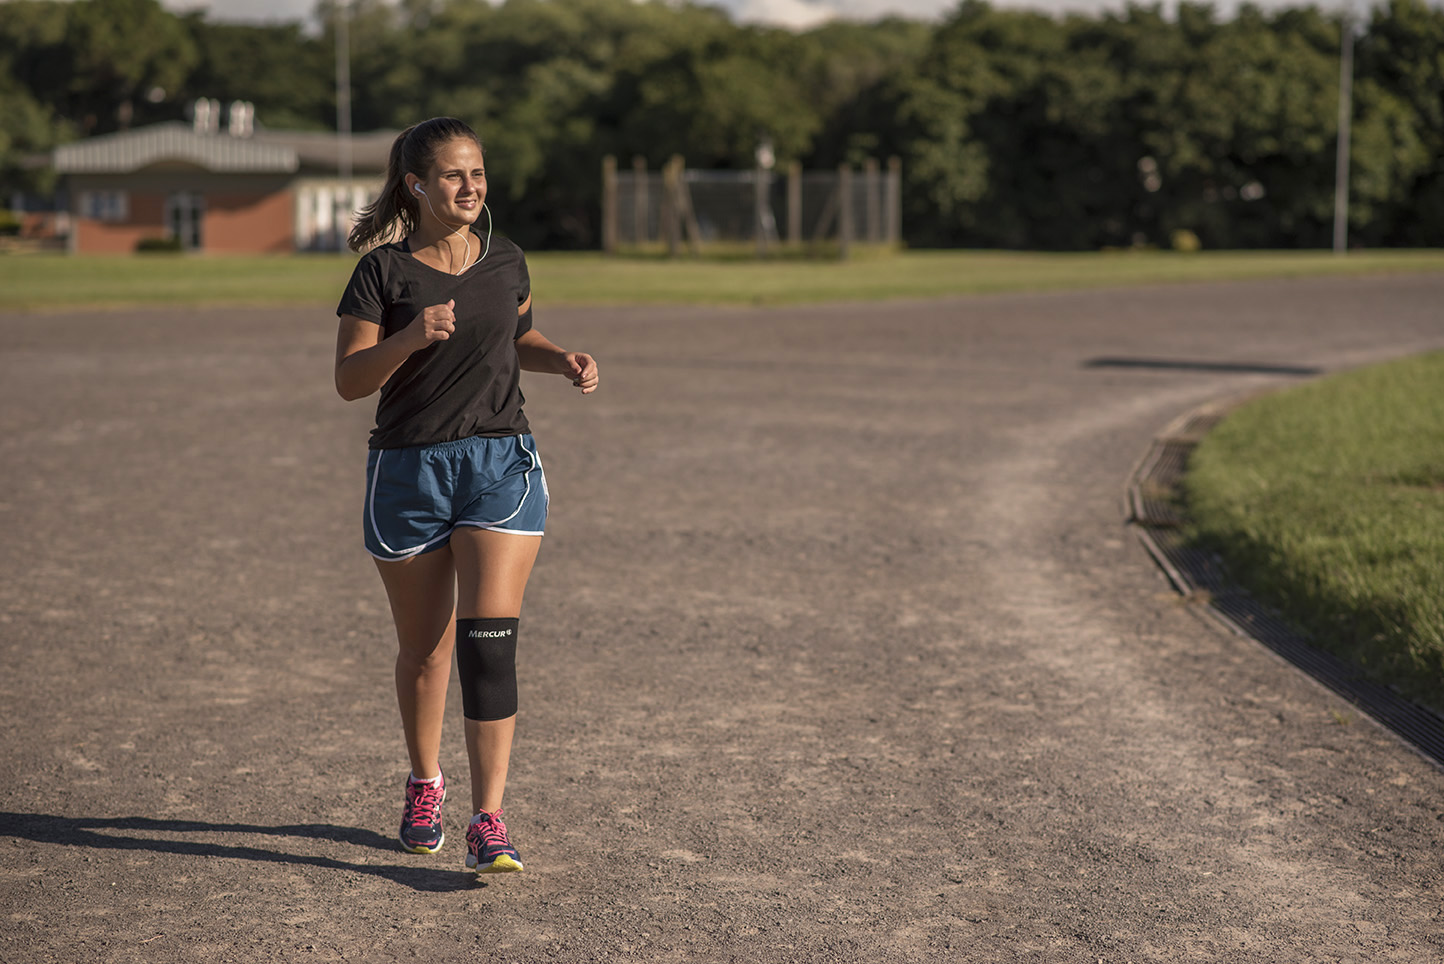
[473, 809, 511, 848]
[405, 779, 444, 824]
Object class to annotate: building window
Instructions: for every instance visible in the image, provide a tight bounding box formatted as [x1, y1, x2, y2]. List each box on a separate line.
[79, 190, 129, 221]
[165, 191, 204, 250]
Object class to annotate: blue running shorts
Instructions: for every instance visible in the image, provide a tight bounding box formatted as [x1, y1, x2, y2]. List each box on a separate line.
[364, 434, 548, 562]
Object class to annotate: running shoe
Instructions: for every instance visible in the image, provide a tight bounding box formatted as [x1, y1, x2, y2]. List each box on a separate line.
[465, 809, 523, 874]
[399, 772, 445, 854]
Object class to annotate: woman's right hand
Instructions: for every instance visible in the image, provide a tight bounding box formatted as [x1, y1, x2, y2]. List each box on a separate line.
[407, 299, 456, 350]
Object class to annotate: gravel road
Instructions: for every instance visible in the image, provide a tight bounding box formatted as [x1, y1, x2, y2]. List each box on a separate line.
[2, 274, 1442, 963]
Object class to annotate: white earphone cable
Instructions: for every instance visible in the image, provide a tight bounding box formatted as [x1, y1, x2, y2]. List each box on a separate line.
[415, 185, 492, 275]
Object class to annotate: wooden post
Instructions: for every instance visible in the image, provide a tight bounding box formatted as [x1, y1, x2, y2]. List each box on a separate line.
[865, 157, 881, 243]
[664, 155, 682, 257]
[660, 157, 675, 257]
[811, 186, 837, 242]
[887, 156, 902, 245]
[755, 162, 768, 257]
[670, 156, 702, 255]
[632, 155, 647, 245]
[601, 155, 617, 254]
[837, 163, 853, 260]
[787, 161, 801, 246]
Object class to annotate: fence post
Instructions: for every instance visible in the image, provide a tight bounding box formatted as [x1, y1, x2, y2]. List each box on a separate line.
[632, 155, 648, 245]
[865, 157, 881, 243]
[674, 158, 703, 255]
[787, 161, 801, 246]
[755, 161, 768, 257]
[660, 157, 675, 257]
[601, 154, 617, 254]
[837, 163, 853, 260]
[664, 155, 683, 257]
[887, 156, 902, 245]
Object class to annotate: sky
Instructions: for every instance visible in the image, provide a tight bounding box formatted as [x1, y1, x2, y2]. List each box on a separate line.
[163, 0, 1352, 31]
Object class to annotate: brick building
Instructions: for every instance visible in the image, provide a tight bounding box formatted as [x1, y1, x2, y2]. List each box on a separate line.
[53, 110, 397, 254]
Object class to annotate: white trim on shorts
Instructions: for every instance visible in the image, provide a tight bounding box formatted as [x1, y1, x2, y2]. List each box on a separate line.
[467, 434, 544, 530]
[365, 435, 546, 562]
[367, 451, 447, 560]
[457, 523, 545, 537]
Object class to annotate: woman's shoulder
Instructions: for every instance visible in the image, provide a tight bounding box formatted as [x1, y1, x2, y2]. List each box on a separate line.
[483, 233, 525, 260]
[344, 239, 410, 287]
[356, 238, 409, 266]
[492, 237, 530, 287]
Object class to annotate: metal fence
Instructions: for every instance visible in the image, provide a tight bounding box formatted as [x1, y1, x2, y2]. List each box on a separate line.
[601, 156, 901, 257]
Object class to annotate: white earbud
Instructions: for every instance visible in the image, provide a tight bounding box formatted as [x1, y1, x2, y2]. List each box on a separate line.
[413, 184, 426, 195]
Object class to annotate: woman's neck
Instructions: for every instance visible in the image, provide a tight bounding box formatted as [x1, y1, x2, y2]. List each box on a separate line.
[408, 222, 473, 272]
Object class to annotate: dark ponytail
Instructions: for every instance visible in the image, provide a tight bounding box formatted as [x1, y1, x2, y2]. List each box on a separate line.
[348, 117, 483, 252]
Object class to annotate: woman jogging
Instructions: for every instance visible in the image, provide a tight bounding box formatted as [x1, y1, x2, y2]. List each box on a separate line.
[333, 116, 598, 875]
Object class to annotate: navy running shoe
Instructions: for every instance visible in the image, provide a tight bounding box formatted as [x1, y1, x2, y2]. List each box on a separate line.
[465, 809, 522, 874]
[399, 772, 445, 854]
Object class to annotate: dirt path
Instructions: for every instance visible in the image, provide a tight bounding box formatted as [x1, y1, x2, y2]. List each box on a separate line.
[2, 274, 1442, 963]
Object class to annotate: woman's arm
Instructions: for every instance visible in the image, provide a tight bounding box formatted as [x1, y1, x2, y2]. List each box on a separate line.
[513, 295, 599, 394]
[334, 301, 456, 400]
[515, 327, 599, 394]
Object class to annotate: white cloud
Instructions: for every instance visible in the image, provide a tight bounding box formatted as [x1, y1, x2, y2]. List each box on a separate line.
[162, 0, 315, 22]
[728, 0, 838, 28]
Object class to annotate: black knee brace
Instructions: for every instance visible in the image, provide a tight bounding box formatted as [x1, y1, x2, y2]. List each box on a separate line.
[455, 617, 518, 721]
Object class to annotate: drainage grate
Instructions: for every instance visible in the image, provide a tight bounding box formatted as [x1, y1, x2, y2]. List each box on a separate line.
[1151, 440, 1192, 485]
[1132, 441, 1193, 529]
[1146, 528, 1230, 594]
[1175, 413, 1223, 442]
[1128, 414, 1444, 770]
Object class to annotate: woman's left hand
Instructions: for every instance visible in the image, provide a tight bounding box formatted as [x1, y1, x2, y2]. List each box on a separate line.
[564, 352, 599, 394]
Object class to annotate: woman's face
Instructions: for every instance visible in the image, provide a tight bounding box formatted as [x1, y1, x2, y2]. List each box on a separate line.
[414, 136, 487, 227]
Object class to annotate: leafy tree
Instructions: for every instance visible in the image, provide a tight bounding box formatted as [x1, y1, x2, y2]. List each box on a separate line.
[1357, 0, 1444, 245]
[0, 73, 70, 196]
[181, 18, 333, 131]
[614, 32, 821, 169]
[62, 0, 198, 133]
[1171, 5, 1342, 247]
[0, 2, 71, 195]
[882, 2, 1139, 248]
[2, 0, 1442, 247]
[797, 17, 931, 168]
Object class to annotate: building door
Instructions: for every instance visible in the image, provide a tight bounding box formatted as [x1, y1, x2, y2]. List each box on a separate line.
[166, 192, 205, 250]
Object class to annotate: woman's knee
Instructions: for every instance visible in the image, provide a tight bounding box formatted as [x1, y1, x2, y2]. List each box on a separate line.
[395, 625, 455, 674]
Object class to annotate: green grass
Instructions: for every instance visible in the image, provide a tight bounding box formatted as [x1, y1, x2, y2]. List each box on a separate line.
[1, 248, 1442, 311]
[1186, 352, 1444, 714]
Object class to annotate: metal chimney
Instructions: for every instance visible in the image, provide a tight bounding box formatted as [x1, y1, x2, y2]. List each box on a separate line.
[228, 100, 254, 137]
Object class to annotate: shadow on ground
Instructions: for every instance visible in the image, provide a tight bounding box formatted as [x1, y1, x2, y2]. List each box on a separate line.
[0, 813, 477, 893]
[1084, 356, 1323, 376]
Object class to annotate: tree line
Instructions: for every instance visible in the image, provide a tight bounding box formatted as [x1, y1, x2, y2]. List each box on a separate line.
[2, 0, 1441, 249]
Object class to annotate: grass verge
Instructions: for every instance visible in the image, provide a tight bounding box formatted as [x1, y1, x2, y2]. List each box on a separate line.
[1185, 351, 1444, 714]
[0, 248, 1441, 311]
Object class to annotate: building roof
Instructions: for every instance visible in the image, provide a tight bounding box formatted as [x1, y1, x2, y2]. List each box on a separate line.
[253, 129, 397, 173]
[53, 122, 398, 176]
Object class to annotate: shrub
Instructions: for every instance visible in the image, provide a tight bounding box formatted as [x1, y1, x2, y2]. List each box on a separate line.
[136, 236, 184, 253]
[1170, 229, 1202, 253]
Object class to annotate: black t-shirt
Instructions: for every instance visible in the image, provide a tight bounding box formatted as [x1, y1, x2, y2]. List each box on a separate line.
[337, 231, 533, 450]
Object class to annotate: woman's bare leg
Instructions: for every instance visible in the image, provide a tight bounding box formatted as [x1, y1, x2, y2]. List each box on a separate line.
[373, 547, 457, 781]
[449, 526, 542, 814]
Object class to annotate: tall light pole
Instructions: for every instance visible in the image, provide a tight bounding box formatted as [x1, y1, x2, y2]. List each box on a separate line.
[336, 3, 353, 182]
[335, 2, 353, 249]
[1332, 7, 1355, 254]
